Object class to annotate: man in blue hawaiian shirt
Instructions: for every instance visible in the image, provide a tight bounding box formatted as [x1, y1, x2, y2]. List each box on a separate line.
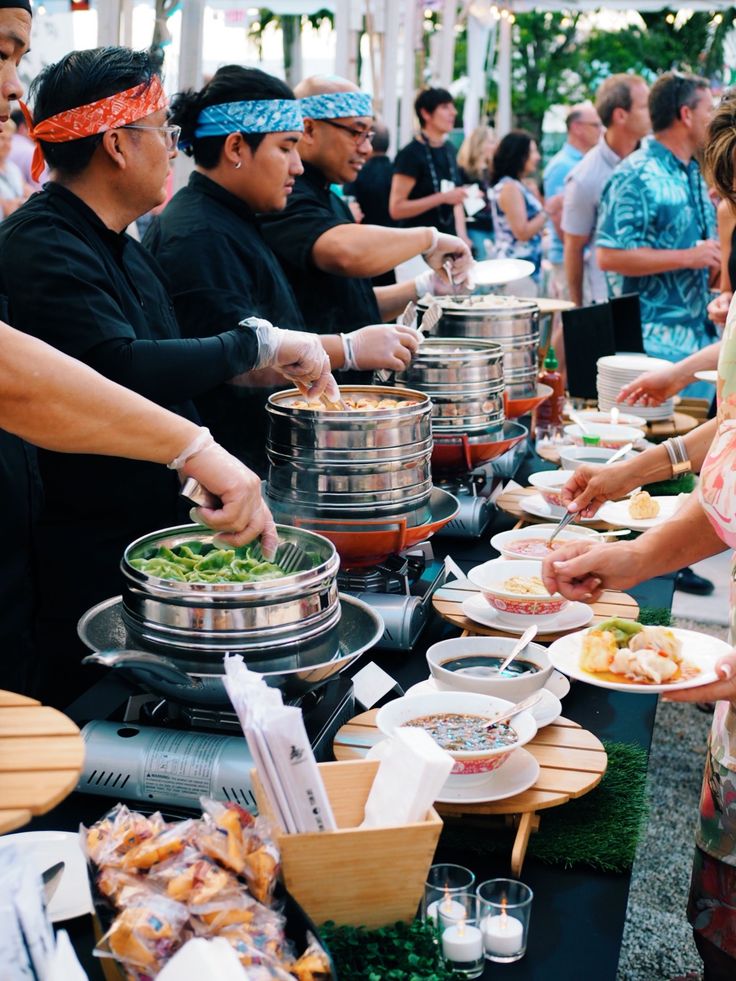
[595, 72, 719, 374]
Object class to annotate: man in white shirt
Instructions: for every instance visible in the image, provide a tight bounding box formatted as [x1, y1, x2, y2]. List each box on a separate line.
[562, 74, 651, 306]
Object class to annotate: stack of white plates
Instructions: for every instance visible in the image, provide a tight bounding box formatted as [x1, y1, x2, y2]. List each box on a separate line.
[596, 353, 675, 421]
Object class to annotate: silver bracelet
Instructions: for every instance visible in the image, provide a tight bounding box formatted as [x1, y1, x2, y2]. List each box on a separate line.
[663, 436, 691, 477]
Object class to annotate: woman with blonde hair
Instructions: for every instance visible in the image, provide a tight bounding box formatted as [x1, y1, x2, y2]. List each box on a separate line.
[457, 123, 496, 259]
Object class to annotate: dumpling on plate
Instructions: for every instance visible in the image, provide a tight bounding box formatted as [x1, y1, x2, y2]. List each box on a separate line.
[628, 491, 660, 520]
[580, 630, 618, 673]
[630, 626, 682, 661]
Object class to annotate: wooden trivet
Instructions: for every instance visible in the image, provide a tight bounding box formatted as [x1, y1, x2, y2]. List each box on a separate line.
[495, 484, 617, 531]
[0, 688, 85, 834]
[432, 580, 638, 642]
[333, 709, 607, 875]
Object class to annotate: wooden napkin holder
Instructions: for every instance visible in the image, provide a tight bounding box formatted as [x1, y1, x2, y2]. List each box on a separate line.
[253, 758, 443, 928]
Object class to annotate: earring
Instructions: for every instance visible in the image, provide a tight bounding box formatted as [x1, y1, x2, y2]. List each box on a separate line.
[234, 161, 242, 169]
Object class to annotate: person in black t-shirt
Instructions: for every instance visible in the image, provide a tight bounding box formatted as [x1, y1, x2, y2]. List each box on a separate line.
[344, 122, 396, 286]
[259, 75, 473, 335]
[0, 47, 334, 706]
[390, 88, 468, 241]
[145, 66, 420, 470]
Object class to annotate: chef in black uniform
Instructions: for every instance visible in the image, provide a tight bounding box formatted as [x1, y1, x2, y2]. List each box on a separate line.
[259, 75, 473, 335]
[0, 46, 334, 707]
[145, 65, 422, 469]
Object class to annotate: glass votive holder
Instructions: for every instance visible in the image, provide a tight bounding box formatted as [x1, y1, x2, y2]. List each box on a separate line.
[477, 877, 533, 963]
[438, 891, 485, 979]
[423, 864, 476, 927]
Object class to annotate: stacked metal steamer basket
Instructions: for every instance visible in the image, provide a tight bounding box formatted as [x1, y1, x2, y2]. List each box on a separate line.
[416, 295, 540, 399]
[264, 387, 460, 567]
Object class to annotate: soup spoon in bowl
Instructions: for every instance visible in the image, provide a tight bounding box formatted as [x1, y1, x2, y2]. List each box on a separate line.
[484, 691, 545, 730]
[496, 624, 538, 677]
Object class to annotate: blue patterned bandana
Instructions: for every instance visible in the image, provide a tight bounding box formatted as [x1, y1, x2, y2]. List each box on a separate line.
[299, 92, 373, 120]
[194, 99, 304, 138]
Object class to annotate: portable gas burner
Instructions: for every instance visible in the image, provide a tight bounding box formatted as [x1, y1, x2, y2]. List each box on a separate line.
[435, 433, 529, 539]
[338, 543, 446, 651]
[77, 676, 355, 812]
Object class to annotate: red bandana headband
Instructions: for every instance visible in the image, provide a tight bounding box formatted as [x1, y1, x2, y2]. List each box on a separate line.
[19, 75, 167, 182]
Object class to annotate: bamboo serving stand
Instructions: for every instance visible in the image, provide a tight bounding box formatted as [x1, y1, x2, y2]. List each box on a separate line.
[537, 411, 699, 465]
[0, 688, 85, 833]
[432, 579, 638, 642]
[333, 710, 607, 876]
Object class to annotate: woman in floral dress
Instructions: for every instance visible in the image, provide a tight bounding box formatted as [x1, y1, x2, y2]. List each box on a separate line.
[540, 92, 736, 980]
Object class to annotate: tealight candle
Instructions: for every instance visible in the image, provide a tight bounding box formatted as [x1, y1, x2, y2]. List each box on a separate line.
[426, 896, 466, 929]
[481, 910, 523, 957]
[610, 406, 620, 427]
[442, 919, 484, 963]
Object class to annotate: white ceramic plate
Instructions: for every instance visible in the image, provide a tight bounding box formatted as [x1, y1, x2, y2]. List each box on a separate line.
[405, 678, 562, 728]
[598, 353, 673, 373]
[462, 593, 594, 634]
[0, 831, 93, 922]
[546, 669, 571, 699]
[472, 258, 535, 286]
[694, 370, 718, 384]
[435, 748, 540, 804]
[596, 495, 687, 531]
[520, 492, 598, 523]
[547, 626, 729, 693]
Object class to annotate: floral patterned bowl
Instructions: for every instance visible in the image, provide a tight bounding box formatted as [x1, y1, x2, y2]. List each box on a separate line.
[375, 691, 537, 783]
[467, 558, 569, 620]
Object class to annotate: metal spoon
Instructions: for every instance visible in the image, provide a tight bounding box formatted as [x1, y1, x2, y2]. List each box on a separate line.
[568, 410, 590, 434]
[484, 691, 545, 730]
[604, 442, 634, 466]
[496, 625, 538, 676]
[546, 508, 577, 547]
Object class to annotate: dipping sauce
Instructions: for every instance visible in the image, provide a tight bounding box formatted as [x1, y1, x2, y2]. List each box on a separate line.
[440, 655, 540, 678]
[508, 538, 567, 558]
[404, 713, 518, 752]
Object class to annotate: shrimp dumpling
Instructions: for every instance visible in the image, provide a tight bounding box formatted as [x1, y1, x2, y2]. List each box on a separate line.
[580, 630, 618, 673]
[630, 626, 682, 661]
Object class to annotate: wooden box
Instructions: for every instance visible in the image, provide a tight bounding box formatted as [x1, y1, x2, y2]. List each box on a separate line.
[253, 759, 443, 929]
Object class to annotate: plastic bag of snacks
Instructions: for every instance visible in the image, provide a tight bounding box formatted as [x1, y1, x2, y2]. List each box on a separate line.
[82, 798, 331, 979]
[95, 888, 190, 975]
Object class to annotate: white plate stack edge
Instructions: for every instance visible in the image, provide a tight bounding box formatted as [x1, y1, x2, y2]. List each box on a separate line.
[596, 353, 675, 422]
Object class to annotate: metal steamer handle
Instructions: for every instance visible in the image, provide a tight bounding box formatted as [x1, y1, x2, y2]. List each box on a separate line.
[82, 649, 205, 691]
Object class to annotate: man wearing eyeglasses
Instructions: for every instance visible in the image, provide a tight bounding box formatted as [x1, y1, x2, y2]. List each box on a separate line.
[0, 46, 337, 707]
[260, 75, 472, 337]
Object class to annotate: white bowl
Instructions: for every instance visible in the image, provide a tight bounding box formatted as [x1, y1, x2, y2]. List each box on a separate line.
[574, 410, 646, 429]
[559, 445, 638, 471]
[467, 558, 568, 620]
[527, 469, 575, 512]
[375, 690, 537, 783]
[564, 423, 643, 449]
[426, 636, 553, 701]
[491, 523, 600, 560]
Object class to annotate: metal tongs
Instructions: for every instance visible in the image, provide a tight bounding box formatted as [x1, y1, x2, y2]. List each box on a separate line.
[375, 299, 426, 385]
[179, 478, 312, 573]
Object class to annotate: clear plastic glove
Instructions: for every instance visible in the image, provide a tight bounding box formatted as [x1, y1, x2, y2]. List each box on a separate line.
[349, 323, 421, 371]
[248, 318, 339, 401]
[416, 269, 471, 298]
[422, 232, 474, 285]
[180, 441, 279, 556]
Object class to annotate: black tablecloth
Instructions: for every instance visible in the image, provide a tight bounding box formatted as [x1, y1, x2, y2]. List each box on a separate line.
[28, 448, 671, 981]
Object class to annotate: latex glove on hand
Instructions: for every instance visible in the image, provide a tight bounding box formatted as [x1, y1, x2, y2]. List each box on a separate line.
[421, 230, 474, 284]
[247, 318, 340, 402]
[415, 267, 471, 298]
[342, 324, 421, 371]
[347, 323, 421, 371]
[175, 435, 279, 556]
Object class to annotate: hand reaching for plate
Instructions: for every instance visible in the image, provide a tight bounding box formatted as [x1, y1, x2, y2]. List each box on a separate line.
[541, 539, 644, 603]
[562, 462, 639, 519]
